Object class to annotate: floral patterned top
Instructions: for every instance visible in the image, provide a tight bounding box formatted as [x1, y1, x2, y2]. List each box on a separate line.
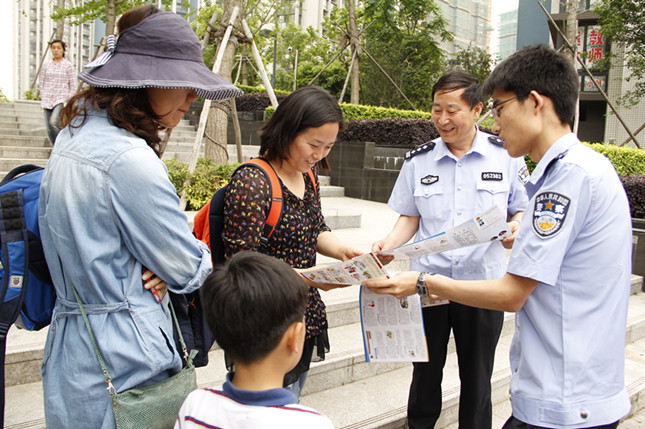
[222, 163, 331, 364]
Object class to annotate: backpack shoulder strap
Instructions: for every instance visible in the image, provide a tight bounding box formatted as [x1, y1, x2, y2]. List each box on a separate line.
[243, 158, 283, 244]
[306, 169, 318, 199]
[0, 190, 28, 338]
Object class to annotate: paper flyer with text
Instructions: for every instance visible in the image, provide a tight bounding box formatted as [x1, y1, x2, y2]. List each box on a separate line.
[360, 286, 429, 362]
[376, 205, 510, 260]
[301, 205, 510, 286]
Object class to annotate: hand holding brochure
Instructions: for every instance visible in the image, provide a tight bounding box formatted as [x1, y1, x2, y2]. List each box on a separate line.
[302, 205, 510, 285]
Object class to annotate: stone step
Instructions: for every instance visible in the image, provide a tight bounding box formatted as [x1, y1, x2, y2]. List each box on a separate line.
[0, 158, 48, 174]
[0, 135, 50, 147]
[0, 126, 48, 137]
[0, 146, 51, 160]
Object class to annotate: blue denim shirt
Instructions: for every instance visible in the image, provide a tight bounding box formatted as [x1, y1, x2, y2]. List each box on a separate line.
[38, 109, 212, 428]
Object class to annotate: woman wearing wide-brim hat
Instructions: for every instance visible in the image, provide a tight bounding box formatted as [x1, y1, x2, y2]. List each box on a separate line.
[38, 5, 242, 428]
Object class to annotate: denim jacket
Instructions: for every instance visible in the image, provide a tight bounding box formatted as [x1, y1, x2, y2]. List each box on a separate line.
[38, 109, 212, 428]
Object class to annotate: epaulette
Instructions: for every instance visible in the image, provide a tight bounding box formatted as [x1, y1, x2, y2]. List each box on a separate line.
[488, 136, 504, 147]
[405, 141, 436, 160]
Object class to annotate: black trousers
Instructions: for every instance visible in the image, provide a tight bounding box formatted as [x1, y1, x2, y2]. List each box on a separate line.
[407, 302, 504, 429]
[502, 415, 619, 429]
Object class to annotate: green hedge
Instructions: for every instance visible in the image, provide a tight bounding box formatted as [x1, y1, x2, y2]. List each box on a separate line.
[265, 102, 433, 121]
[523, 143, 645, 175]
[166, 143, 645, 211]
[235, 84, 290, 95]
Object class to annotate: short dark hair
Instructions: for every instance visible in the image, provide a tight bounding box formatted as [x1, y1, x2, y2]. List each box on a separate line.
[201, 251, 308, 365]
[50, 39, 66, 56]
[482, 45, 579, 128]
[259, 85, 344, 170]
[431, 70, 483, 109]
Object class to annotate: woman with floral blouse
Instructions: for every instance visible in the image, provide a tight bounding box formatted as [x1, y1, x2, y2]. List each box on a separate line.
[223, 85, 362, 400]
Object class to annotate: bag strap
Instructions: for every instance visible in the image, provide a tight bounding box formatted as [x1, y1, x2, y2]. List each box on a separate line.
[239, 158, 319, 244]
[1, 165, 42, 186]
[243, 158, 283, 244]
[72, 285, 193, 396]
[0, 191, 29, 339]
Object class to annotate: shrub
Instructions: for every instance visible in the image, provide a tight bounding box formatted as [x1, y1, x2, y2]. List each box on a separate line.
[235, 84, 290, 95]
[265, 102, 434, 121]
[587, 143, 645, 176]
[339, 118, 439, 146]
[235, 92, 288, 112]
[621, 176, 645, 219]
[165, 158, 239, 211]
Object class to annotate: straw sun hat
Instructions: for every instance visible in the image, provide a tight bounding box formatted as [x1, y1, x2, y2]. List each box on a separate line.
[79, 12, 243, 101]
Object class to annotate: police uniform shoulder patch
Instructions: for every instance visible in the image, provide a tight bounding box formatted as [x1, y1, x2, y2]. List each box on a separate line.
[405, 141, 436, 160]
[532, 191, 571, 239]
[488, 136, 504, 147]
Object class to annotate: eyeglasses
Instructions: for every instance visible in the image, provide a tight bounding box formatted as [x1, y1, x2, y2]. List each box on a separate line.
[491, 95, 522, 120]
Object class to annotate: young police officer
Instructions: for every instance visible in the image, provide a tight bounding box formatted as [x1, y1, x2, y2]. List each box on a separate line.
[365, 45, 632, 429]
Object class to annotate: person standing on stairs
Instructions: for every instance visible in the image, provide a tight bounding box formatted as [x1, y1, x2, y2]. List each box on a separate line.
[222, 85, 363, 401]
[39, 39, 76, 145]
[364, 45, 632, 429]
[370, 70, 529, 429]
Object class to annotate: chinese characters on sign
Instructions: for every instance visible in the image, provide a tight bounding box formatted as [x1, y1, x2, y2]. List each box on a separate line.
[576, 25, 608, 92]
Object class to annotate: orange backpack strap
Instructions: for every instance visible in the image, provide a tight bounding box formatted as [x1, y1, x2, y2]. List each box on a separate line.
[244, 158, 283, 244]
[193, 199, 212, 249]
[306, 169, 318, 199]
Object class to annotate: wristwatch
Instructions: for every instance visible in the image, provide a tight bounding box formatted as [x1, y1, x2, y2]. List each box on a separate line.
[416, 272, 430, 297]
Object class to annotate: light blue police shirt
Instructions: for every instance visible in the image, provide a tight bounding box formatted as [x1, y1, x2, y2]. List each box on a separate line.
[506, 133, 631, 428]
[38, 109, 212, 428]
[389, 128, 528, 280]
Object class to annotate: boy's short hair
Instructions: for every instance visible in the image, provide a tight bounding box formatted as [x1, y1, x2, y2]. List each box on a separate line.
[483, 44, 579, 129]
[431, 70, 483, 109]
[201, 251, 308, 365]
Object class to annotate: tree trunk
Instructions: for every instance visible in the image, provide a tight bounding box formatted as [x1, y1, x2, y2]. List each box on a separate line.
[242, 44, 249, 85]
[204, 1, 242, 163]
[564, 0, 578, 63]
[54, 0, 65, 39]
[347, 0, 360, 104]
[565, 0, 580, 133]
[105, 0, 118, 36]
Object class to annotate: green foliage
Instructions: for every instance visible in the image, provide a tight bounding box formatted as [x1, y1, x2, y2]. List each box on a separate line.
[595, 0, 645, 107]
[236, 84, 290, 95]
[164, 158, 189, 194]
[359, 0, 452, 111]
[165, 158, 239, 211]
[522, 143, 645, 175]
[50, 0, 166, 25]
[0, 89, 9, 103]
[24, 89, 40, 101]
[265, 102, 433, 121]
[453, 44, 493, 84]
[586, 143, 645, 176]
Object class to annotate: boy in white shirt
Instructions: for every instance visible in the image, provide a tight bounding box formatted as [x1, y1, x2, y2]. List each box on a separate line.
[175, 251, 334, 429]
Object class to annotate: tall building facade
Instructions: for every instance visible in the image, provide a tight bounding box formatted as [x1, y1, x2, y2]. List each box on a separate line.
[516, 0, 644, 146]
[435, 0, 493, 57]
[497, 8, 518, 61]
